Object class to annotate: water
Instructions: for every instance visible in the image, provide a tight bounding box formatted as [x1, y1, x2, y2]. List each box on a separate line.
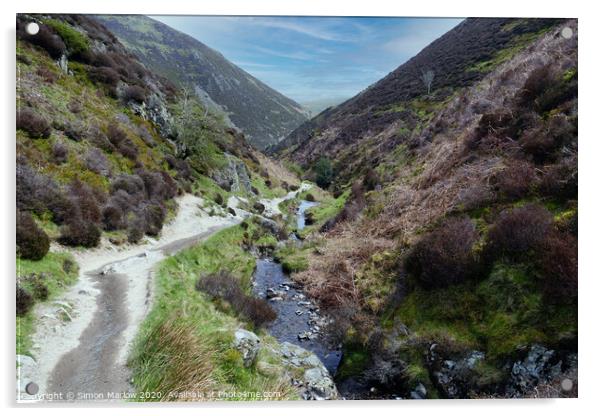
[252, 200, 342, 374]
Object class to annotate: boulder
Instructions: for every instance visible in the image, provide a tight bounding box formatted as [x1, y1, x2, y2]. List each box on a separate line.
[303, 367, 338, 400]
[232, 329, 260, 367]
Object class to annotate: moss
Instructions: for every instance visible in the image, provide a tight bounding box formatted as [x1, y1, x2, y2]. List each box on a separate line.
[336, 345, 370, 379]
[394, 261, 576, 362]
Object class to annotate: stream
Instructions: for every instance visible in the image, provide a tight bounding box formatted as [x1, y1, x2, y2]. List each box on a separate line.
[252, 200, 342, 375]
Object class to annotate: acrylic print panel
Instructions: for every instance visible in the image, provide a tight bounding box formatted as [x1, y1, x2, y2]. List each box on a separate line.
[15, 13, 577, 402]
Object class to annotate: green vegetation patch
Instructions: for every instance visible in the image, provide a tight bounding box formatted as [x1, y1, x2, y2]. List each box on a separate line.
[17, 252, 79, 357]
[129, 224, 297, 401]
[44, 18, 90, 56]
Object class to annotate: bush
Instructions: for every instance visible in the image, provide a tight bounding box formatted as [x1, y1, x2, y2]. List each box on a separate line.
[36, 66, 58, 83]
[68, 180, 103, 223]
[127, 216, 146, 243]
[58, 220, 101, 247]
[101, 204, 124, 231]
[16, 286, 34, 317]
[314, 157, 334, 189]
[405, 217, 479, 289]
[52, 142, 69, 164]
[20, 23, 66, 59]
[16, 211, 50, 260]
[196, 271, 276, 327]
[537, 232, 577, 304]
[492, 159, 536, 200]
[44, 19, 89, 57]
[484, 204, 553, 262]
[62, 120, 86, 142]
[89, 125, 114, 153]
[123, 85, 146, 103]
[143, 203, 166, 236]
[84, 148, 110, 176]
[17, 108, 51, 138]
[363, 168, 379, 191]
[539, 161, 578, 200]
[88, 67, 120, 87]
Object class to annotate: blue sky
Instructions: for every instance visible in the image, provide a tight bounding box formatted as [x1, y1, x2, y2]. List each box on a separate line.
[152, 16, 463, 107]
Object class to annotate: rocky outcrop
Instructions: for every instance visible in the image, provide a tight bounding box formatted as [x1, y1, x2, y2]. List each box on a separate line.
[275, 341, 338, 400]
[212, 154, 252, 194]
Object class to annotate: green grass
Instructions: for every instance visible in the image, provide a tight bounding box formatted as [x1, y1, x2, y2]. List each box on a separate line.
[298, 189, 349, 238]
[128, 224, 298, 401]
[16, 252, 79, 357]
[274, 243, 310, 273]
[389, 261, 576, 375]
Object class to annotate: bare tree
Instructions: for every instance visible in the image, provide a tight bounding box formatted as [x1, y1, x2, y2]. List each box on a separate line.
[421, 69, 435, 95]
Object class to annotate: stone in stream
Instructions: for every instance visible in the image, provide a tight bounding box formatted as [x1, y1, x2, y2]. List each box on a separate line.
[295, 309, 304, 316]
[266, 288, 286, 300]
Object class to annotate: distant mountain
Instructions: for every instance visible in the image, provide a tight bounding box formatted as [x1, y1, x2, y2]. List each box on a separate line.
[95, 15, 309, 150]
[300, 97, 349, 117]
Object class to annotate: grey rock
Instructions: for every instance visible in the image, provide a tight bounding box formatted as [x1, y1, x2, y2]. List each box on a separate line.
[232, 329, 260, 367]
[303, 367, 338, 400]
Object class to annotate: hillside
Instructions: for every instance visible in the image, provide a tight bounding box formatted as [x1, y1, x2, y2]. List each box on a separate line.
[16, 13, 300, 368]
[273, 18, 578, 399]
[94, 15, 309, 150]
[274, 18, 563, 186]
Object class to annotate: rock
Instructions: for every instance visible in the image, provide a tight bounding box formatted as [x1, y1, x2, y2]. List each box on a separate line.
[256, 361, 280, 377]
[266, 288, 286, 299]
[232, 329, 260, 367]
[410, 382, 427, 399]
[429, 349, 485, 398]
[295, 310, 304, 316]
[508, 344, 564, 396]
[303, 367, 338, 400]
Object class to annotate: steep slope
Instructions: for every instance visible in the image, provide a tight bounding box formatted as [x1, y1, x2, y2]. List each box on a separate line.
[274, 18, 577, 399]
[275, 18, 563, 187]
[94, 15, 309, 150]
[16, 13, 300, 364]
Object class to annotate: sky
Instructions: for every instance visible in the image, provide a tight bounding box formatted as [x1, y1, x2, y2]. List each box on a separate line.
[152, 16, 463, 109]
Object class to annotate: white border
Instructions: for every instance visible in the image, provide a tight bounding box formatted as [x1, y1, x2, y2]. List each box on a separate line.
[2, 1, 600, 415]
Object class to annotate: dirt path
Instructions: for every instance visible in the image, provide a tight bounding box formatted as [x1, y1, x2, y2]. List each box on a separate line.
[17, 194, 239, 402]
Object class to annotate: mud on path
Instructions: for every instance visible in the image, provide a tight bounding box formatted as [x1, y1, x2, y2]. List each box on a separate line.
[18, 194, 239, 402]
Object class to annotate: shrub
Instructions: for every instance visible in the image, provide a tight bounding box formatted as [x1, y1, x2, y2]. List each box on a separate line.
[127, 216, 146, 243]
[36, 66, 58, 83]
[62, 120, 86, 142]
[241, 298, 277, 327]
[67, 100, 83, 114]
[52, 142, 69, 164]
[492, 159, 536, 200]
[363, 168, 379, 191]
[405, 217, 479, 289]
[16, 286, 34, 316]
[196, 271, 276, 327]
[143, 203, 166, 236]
[101, 204, 124, 231]
[539, 161, 577, 200]
[17, 108, 51, 138]
[537, 232, 577, 304]
[16, 211, 50, 260]
[214, 193, 224, 206]
[84, 148, 110, 176]
[484, 204, 553, 262]
[123, 85, 146, 103]
[58, 220, 101, 248]
[68, 180, 103, 223]
[111, 174, 145, 197]
[88, 67, 120, 87]
[314, 157, 334, 189]
[118, 139, 138, 160]
[89, 125, 114, 153]
[44, 19, 89, 57]
[20, 24, 66, 59]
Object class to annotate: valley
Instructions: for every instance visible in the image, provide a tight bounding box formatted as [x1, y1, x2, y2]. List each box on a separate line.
[16, 14, 578, 402]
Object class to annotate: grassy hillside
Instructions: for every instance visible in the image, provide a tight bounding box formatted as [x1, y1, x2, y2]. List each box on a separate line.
[275, 19, 578, 398]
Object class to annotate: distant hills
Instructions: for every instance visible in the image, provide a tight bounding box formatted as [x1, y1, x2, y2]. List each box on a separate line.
[95, 15, 309, 150]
